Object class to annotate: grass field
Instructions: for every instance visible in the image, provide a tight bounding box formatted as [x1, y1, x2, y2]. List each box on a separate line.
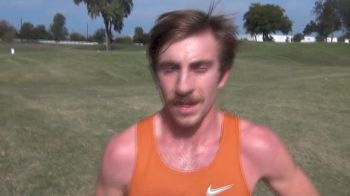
[0, 42, 349, 195]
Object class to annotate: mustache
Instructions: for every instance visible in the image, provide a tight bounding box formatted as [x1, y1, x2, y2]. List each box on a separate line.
[167, 95, 204, 105]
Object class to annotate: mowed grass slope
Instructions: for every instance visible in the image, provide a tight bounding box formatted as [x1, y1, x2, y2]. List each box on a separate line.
[0, 42, 349, 195]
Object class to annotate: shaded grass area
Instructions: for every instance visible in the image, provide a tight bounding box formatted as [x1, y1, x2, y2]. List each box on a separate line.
[0, 42, 349, 195]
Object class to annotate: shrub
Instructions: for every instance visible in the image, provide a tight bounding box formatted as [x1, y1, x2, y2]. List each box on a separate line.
[70, 32, 86, 41]
[2, 31, 17, 43]
[115, 36, 133, 44]
[293, 33, 304, 42]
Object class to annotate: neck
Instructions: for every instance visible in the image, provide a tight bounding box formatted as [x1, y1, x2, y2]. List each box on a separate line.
[156, 106, 223, 145]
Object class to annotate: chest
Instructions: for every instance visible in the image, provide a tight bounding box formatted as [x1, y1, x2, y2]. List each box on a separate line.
[158, 141, 220, 171]
[129, 140, 250, 196]
[129, 113, 251, 195]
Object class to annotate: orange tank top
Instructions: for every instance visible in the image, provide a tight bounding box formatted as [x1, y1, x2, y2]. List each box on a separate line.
[129, 112, 250, 196]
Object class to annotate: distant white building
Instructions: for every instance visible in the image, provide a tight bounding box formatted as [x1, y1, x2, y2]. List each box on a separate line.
[238, 34, 263, 42]
[326, 37, 338, 43]
[271, 34, 292, 43]
[37, 39, 98, 46]
[237, 34, 253, 41]
[238, 34, 292, 43]
[301, 36, 316, 43]
[238, 34, 349, 44]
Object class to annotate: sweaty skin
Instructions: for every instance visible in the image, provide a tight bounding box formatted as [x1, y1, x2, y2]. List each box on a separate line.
[94, 31, 318, 196]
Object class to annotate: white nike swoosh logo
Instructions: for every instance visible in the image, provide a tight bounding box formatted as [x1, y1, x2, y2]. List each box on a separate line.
[206, 184, 233, 196]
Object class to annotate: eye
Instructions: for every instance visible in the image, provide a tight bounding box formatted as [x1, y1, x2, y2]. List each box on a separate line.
[191, 62, 211, 73]
[159, 63, 179, 74]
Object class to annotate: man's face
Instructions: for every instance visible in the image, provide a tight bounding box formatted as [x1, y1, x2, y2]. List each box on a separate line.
[156, 31, 230, 128]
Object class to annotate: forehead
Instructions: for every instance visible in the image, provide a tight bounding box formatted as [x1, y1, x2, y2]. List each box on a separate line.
[158, 31, 219, 63]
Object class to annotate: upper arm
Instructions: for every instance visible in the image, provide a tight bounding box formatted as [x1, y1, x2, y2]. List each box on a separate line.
[260, 131, 318, 196]
[241, 120, 318, 196]
[95, 126, 136, 196]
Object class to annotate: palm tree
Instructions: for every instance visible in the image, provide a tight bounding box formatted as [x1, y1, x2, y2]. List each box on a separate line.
[74, 0, 133, 50]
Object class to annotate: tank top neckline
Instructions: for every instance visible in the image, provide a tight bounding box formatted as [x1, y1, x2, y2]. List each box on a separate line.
[149, 112, 229, 175]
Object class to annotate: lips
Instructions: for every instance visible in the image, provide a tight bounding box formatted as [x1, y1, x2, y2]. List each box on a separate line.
[173, 101, 200, 115]
[166, 94, 204, 116]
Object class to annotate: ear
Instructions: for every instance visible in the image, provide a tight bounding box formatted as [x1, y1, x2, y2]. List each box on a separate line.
[218, 69, 231, 89]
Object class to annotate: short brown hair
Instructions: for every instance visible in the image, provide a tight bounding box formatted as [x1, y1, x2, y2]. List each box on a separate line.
[148, 9, 238, 74]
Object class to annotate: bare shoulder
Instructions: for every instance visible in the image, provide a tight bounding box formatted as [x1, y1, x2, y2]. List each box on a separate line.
[239, 118, 295, 179]
[95, 125, 137, 195]
[105, 125, 136, 162]
[239, 118, 319, 195]
[240, 119, 284, 165]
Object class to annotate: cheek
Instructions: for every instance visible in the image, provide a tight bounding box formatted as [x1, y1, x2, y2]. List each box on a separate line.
[201, 73, 221, 93]
[205, 84, 219, 100]
[157, 78, 175, 99]
[196, 81, 219, 102]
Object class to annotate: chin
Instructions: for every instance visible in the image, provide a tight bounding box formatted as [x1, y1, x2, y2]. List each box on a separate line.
[172, 113, 203, 128]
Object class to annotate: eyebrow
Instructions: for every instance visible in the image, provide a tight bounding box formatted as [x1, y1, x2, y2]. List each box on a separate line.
[157, 60, 180, 68]
[189, 60, 214, 67]
[158, 60, 214, 68]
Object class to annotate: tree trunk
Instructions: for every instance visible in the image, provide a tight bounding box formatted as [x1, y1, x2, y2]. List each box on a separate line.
[104, 30, 112, 51]
[103, 15, 111, 51]
[263, 32, 268, 42]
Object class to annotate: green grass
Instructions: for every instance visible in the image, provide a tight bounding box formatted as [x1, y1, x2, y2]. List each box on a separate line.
[0, 42, 349, 195]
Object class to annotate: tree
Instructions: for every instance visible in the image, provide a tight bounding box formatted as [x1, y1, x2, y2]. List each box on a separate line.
[313, 0, 341, 39]
[74, 0, 133, 50]
[0, 20, 17, 41]
[293, 33, 304, 42]
[19, 22, 34, 40]
[115, 36, 133, 44]
[2, 31, 17, 43]
[303, 20, 318, 35]
[336, 0, 350, 36]
[18, 23, 51, 40]
[243, 3, 293, 41]
[89, 28, 106, 43]
[0, 20, 9, 38]
[70, 32, 86, 41]
[133, 26, 144, 44]
[50, 13, 68, 41]
[143, 33, 150, 44]
[32, 25, 51, 40]
[279, 16, 293, 35]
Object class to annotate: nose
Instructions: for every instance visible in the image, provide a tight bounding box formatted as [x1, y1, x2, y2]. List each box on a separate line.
[175, 70, 193, 96]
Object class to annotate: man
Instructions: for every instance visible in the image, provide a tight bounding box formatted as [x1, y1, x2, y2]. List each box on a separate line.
[95, 9, 318, 196]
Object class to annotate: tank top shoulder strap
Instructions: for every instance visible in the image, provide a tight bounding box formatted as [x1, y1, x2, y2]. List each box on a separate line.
[220, 112, 250, 195]
[136, 115, 154, 143]
[220, 111, 240, 152]
[135, 114, 155, 161]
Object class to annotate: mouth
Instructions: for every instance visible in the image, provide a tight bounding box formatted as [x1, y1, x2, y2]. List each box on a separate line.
[173, 101, 200, 115]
